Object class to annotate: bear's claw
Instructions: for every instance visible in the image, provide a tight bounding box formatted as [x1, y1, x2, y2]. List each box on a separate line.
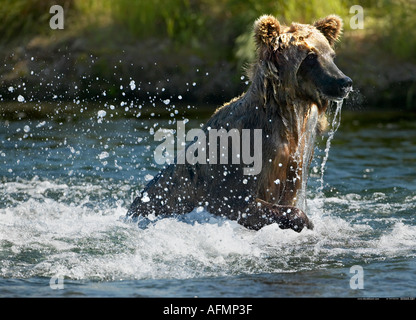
[256, 198, 313, 233]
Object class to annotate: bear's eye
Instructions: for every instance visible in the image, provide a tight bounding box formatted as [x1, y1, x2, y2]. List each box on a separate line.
[306, 52, 317, 60]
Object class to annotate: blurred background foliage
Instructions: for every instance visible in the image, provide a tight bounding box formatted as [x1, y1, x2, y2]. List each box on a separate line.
[0, 0, 415, 108]
[2, 0, 415, 61]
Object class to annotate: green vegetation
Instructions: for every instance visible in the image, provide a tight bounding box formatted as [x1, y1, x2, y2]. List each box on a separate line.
[2, 0, 415, 61]
[0, 0, 415, 109]
[0, 0, 74, 42]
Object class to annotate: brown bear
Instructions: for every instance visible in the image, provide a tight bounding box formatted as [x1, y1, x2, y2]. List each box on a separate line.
[126, 14, 352, 232]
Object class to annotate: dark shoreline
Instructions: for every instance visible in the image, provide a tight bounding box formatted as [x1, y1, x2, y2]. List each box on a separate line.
[1, 31, 416, 111]
[1, 100, 415, 124]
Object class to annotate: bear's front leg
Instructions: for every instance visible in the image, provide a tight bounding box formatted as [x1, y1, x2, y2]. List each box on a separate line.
[239, 198, 314, 232]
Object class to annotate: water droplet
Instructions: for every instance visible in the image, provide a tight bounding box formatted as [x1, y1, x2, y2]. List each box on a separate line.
[141, 195, 150, 203]
[129, 80, 136, 90]
[97, 110, 107, 118]
[98, 151, 109, 160]
[36, 121, 46, 128]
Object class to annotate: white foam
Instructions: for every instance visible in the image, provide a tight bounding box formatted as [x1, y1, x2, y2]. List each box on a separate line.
[1, 179, 415, 281]
[376, 222, 416, 256]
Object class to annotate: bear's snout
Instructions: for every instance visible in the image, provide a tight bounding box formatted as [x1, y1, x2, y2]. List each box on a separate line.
[319, 73, 353, 100]
[340, 76, 353, 91]
[337, 76, 353, 98]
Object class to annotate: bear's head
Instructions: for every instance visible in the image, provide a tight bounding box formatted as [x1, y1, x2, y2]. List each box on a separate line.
[254, 14, 352, 109]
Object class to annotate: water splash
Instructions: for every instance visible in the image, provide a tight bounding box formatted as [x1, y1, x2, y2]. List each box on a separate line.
[318, 100, 343, 193]
[1, 178, 415, 282]
[1, 106, 416, 286]
[295, 104, 319, 212]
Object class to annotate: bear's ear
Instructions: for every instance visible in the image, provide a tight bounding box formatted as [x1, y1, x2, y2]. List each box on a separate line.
[314, 15, 343, 46]
[254, 15, 281, 47]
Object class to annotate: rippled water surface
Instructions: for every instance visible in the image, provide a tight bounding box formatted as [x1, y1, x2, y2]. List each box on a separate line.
[1, 105, 415, 297]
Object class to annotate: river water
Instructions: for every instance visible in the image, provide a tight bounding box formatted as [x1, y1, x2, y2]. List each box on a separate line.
[0, 102, 415, 297]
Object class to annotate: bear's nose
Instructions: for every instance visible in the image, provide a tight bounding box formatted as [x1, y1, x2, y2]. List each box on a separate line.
[341, 76, 353, 90]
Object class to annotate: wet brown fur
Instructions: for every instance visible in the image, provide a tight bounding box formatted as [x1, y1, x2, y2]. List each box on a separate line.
[127, 15, 344, 232]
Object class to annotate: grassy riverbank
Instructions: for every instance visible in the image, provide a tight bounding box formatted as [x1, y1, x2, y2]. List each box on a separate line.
[1, 0, 415, 109]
